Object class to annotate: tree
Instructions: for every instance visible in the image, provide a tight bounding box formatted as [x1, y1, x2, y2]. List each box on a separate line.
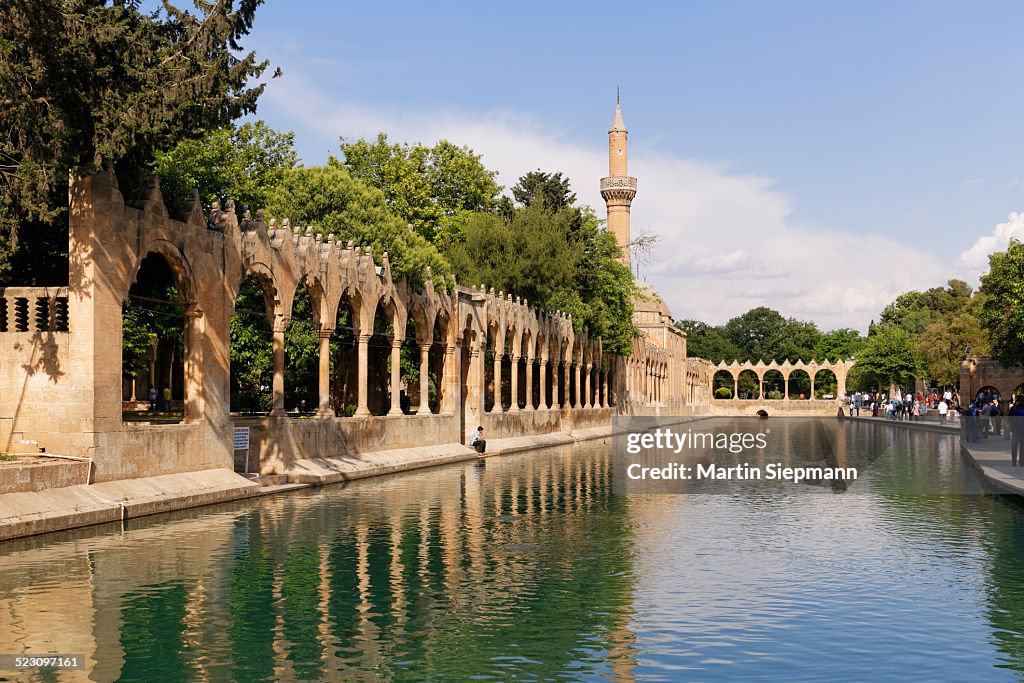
[153, 121, 297, 218]
[814, 328, 864, 362]
[444, 180, 638, 355]
[979, 239, 1024, 368]
[0, 0, 270, 283]
[511, 171, 577, 211]
[879, 280, 974, 337]
[675, 320, 741, 363]
[853, 326, 922, 392]
[340, 133, 501, 247]
[265, 159, 451, 288]
[720, 307, 820, 362]
[918, 307, 990, 386]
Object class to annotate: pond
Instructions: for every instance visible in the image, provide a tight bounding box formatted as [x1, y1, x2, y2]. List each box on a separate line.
[1, 419, 1022, 681]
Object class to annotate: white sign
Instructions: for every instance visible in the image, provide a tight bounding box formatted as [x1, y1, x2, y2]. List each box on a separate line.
[233, 427, 250, 451]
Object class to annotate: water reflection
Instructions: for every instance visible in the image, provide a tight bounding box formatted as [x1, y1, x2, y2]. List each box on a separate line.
[0, 442, 637, 682]
[2, 422, 1024, 681]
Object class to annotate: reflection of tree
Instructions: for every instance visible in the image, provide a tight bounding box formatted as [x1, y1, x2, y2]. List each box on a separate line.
[118, 581, 188, 682]
[979, 499, 1024, 673]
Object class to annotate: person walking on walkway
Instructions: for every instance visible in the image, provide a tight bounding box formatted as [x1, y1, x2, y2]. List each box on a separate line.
[937, 398, 948, 426]
[980, 400, 993, 438]
[1009, 397, 1024, 466]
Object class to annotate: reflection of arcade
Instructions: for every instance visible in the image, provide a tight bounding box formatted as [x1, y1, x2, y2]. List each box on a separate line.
[0, 442, 639, 681]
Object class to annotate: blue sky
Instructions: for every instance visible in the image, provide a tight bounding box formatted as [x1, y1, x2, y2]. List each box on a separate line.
[233, 0, 1024, 330]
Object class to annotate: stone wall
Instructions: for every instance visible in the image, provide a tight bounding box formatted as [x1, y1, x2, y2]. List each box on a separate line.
[0, 170, 712, 487]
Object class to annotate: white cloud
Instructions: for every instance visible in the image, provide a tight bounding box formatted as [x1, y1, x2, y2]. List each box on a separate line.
[955, 211, 1024, 278]
[263, 75, 954, 332]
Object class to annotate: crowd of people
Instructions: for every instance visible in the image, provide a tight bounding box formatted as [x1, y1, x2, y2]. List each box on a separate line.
[847, 389, 959, 424]
[846, 387, 1024, 467]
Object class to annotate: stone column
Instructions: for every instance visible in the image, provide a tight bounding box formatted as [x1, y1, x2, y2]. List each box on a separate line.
[441, 342, 457, 414]
[784, 375, 790, 401]
[552, 359, 561, 408]
[539, 356, 549, 410]
[584, 363, 593, 408]
[509, 353, 520, 413]
[563, 361, 571, 408]
[355, 333, 371, 417]
[317, 327, 334, 417]
[270, 316, 289, 417]
[183, 307, 205, 423]
[733, 376, 738, 401]
[525, 355, 535, 410]
[389, 337, 403, 416]
[492, 347, 503, 413]
[575, 360, 583, 408]
[603, 369, 610, 408]
[418, 344, 431, 414]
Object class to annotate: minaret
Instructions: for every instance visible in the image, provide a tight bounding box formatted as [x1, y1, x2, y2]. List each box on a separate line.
[600, 92, 637, 266]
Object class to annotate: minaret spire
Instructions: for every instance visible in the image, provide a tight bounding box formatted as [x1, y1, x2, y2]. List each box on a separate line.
[600, 94, 637, 265]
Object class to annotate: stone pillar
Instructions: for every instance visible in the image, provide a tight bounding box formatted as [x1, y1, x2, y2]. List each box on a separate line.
[492, 347, 503, 413]
[317, 327, 334, 417]
[509, 354, 520, 413]
[540, 357, 549, 410]
[389, 337, 403, 416]
[552, 359, 561, 408]
[603, 369, 610, 408]
[810, 377, 816, 400]
[355, 333, 371, 417]
[418, 344, 431, 414]
[575, 360, 583, 408]
[270, 316, 289, 417]
[584, 363, 593, 408]
[441, 342, 457, 414]
[784, 375, 790, 401]
[183, 307, 205, 423]
[525, 355, 535, 410]
[563, 361, 571, 408]
[733, 376, 738, 401]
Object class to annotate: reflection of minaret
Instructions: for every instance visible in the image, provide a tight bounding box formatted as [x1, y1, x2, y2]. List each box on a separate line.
[600, 91, 638, 266]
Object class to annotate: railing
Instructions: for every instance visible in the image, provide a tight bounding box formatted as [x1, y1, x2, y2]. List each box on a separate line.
[599, 176, 638, 192]
[0, 287, 70, 333]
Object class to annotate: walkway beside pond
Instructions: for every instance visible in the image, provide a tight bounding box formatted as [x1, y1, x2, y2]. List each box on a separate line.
[849, 414, 1024, 496]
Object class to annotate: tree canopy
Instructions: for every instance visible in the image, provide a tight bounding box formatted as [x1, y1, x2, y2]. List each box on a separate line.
[852, 326, 922, 392]
[265, 158, 452, 288]
[0, 0, 269, 282]
[444, 173, 637, 355]
[340, 133, 502, 248]
[979, 239, 1024, 368]
[153, 120, 297, 218]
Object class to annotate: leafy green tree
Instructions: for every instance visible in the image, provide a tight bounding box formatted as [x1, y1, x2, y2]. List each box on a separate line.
[879, 280, 974, 337]
[340, 133, 502, 247]
[445, 188, 637, 355]
[265, 159, 451, 288]
[853, 325, 922, 392]
[720, 307, 820, 362]
[979, 239, 1024, 368]
[675, 320, 741, 363]
[511, 171, 577, 211]
[917, 306, 989, 386]
[153, 121, 297, 218]
[231, 276, 273, 412]
[814, 328, 864, 361]
[0, 0, 269, 283]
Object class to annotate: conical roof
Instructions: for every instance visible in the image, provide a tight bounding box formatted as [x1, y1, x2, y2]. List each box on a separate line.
[610, 102, 627, 133]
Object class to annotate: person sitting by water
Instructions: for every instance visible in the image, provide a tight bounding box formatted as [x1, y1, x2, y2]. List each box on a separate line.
[471, 426, 487, 454]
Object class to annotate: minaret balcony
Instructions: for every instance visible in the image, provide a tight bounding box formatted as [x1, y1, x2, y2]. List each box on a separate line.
[600, 176, 638, 192]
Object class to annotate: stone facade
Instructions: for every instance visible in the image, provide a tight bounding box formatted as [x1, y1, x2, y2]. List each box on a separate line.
[0, 165, 709, 483]
[960, 357, 1024, 403]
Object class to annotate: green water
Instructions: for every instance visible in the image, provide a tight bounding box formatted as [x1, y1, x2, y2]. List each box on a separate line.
[2, 420, 1024, 681]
